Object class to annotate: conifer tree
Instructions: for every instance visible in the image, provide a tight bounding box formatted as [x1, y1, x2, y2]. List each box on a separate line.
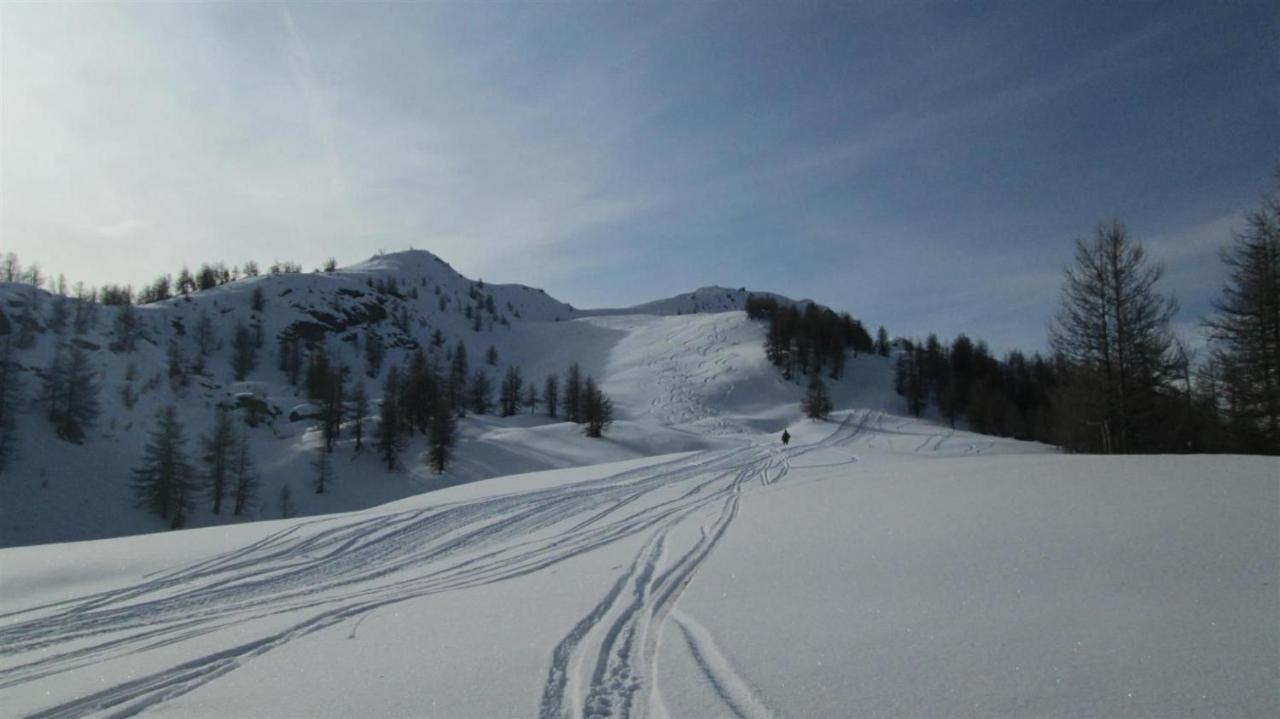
[524, 383, 539, 414]
[201, 407, 236, 514]
[1203, 189, 1280, 452]
[486, 345, 498, 366]
[1, 252, 19, 282]
[543, 375, 559, 418]
[499, 365, 524, 417]
[167, 339, 188, 389]
[14, 296, 38, 349]
[350, 382, 369, 451]
[581, 377, 614, 438]
[320, 363, 346, 452]
[194, 311, 216, 355]
[802, 373, 833, 420]
[1050, 221, 1177, 452]
[111, 303, 141, 353]
[0, 335, 20, 472]
[230, 322, 257, 381]
[403, 349, 434, 434]
[177, 267, 195, 295]
[71, 284, 98, 335]
[305, 348, 331, 401]
[131, 406, 195, 529]
[563, 363, 583, 423]
[231, 428, 258, 516]
[48, 295, 69, 334]
[467, 368, 493, 415]
[375, 365, 405, 470]
[364, 328, 384, 378]
[448, 341, 469, 412]
[428, 395, 456, 472]
[44, 343, 100, 443]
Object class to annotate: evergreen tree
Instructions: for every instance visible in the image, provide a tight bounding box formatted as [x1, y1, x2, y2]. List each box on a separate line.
[427, 395, 456, 473]
[524, 383, 539, 414]
[403, 349, 434, 435]
[350, 382, 369, 452]
[499, 365, 524, 417]
[486, 345, 498, 366]
[111, 303, 141, 353]
[563, 363, 583, 423]
[543, 375, 560, 418]
[467, 368, 493, 415]
[71, 284, 98, 334]
[802, 373, 834, 420]
[194, 311, 216, 355]
[99, 284, 133, 306]
[1, 252, 19, 282]
[167, 339, 188, 389]
[48, 295, 69, 334]
[277, 333, 304, 386]
[197, 264, 218, 290]
[321, 364, 346, 452]
[230, 322, 257, 381]
[581, 377, 614, 438]
[374, 365, 405, 470]
[448, 341, 469, 413]
[250, 285, 267, 312]
[231, 428, 258, 516]
[0, 335, 20, 472]
[201, 407, 236, 514]
[1203, 189, 1280, 453]
[131, 406, 195, 529]
[14, 295, 38, 349]
[44, 343, 100, 443]
[177, 267, 196, 295]
[1050, 221, 1177, 452]
[364, 328, 384, 378]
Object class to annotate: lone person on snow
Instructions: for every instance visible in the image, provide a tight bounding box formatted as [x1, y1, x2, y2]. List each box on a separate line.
[781, 430, 791, 446]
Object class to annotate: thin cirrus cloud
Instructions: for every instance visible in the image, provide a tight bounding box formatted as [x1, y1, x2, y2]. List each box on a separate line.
[1, 1, 1274, 354]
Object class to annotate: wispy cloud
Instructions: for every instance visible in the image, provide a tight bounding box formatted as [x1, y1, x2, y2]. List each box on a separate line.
[279, 6, 345, 199]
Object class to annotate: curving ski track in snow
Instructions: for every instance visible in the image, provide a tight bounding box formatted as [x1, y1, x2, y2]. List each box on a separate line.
[0, 419, 878, 718]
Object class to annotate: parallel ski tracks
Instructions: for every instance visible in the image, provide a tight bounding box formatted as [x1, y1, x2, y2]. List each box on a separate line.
[1, 412, 873, 718]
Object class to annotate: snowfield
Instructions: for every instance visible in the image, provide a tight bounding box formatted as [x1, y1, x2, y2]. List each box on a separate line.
[0, 252, 1276, 716]
[2, 412, 1276, 718]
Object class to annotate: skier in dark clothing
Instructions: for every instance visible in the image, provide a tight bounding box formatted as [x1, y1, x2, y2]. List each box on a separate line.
[781, 430, 790, 446]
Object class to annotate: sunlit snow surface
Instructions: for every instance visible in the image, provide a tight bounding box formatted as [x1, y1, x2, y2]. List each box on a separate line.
[3, 409, 1276, 717]
[1, 257, 1276, 716]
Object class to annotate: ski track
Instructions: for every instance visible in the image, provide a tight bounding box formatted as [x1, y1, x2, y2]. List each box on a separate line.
[0, 413, 889, 719]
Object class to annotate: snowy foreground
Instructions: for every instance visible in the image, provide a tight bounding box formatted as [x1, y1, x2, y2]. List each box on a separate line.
[2, 411, 1276, 718]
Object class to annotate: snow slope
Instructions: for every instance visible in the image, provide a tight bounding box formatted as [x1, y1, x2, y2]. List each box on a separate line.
[1, 251, 834, 546]
[2, 411, 1275, 717]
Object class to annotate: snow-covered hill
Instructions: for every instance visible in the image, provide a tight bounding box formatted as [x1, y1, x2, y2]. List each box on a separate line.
[0, 250, 840, 546]
[577, 285, 810, 317]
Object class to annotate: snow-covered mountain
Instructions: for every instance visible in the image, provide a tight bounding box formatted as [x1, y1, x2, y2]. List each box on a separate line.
[0, 250, 843, 547]
[577, 286, 811, 317]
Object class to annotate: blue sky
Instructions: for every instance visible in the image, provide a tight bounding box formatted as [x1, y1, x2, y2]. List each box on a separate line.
[2, 1, 1275, 354]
